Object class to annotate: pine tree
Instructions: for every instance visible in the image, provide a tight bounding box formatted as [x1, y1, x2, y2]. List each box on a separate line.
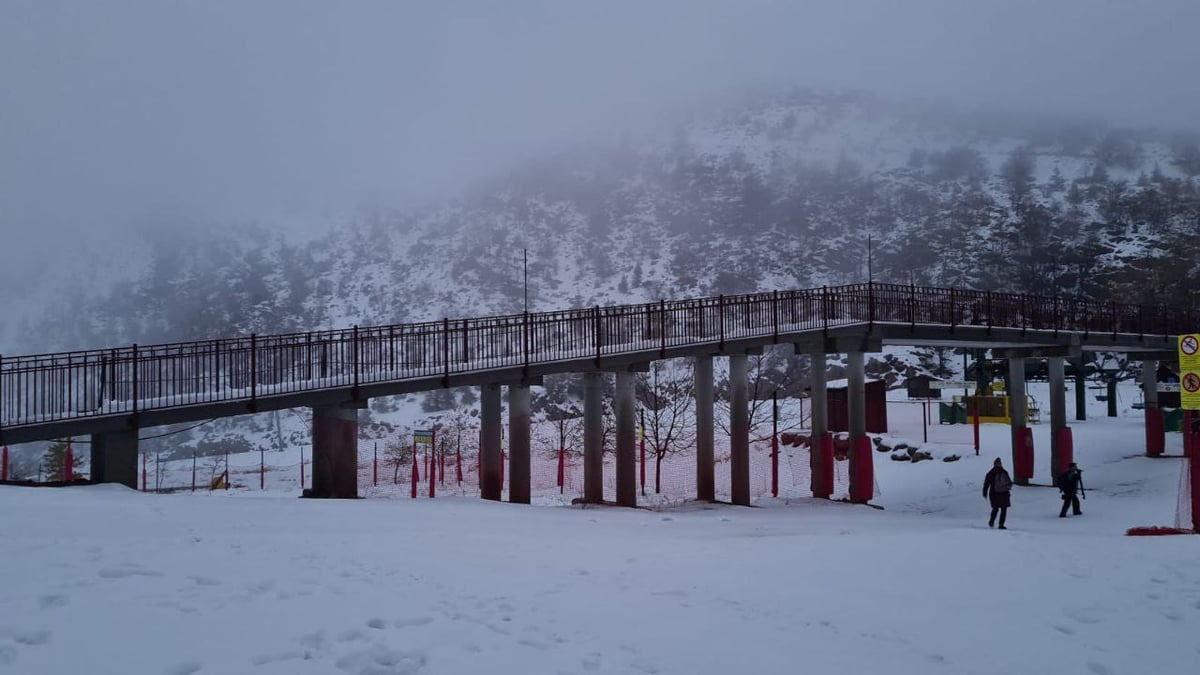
[42, 442, 79, 482]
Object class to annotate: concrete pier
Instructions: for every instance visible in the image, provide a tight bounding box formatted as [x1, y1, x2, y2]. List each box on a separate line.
[615, 371, 637, 507]
[694, 355, 715, 501]
[729, 354, 750, 506]
[89, 428, 139, 490]
[508, 384, 531, 504]
[311, 404, 359, 499]
[480, 383, 503, 501]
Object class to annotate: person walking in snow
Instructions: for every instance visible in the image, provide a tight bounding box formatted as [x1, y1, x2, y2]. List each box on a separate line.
[982, 457, 1013, 529]
[1058, 462, 1085, 517]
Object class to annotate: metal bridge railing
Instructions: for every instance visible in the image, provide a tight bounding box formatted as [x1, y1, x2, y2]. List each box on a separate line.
[1, 284, 1193, 433]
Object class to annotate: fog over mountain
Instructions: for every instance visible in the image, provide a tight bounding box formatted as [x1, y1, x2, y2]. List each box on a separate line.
[3, 1, 1200, 463]
[3, 1, 1200, 297]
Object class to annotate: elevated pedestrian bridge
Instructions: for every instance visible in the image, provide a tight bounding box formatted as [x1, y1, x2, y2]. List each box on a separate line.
[1, 283, 1191, 502]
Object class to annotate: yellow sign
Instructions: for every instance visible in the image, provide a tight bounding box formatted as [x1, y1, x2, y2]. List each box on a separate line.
[1180, 334, 1200, 410]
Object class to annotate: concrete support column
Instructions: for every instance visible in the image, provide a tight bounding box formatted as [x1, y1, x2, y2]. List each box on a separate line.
[694, 355, 715, 501]
[480, 383, 502, 501]
[847, 351, 871, 502]
[1141, 361, 1164, 457]
[1075, 357, 1094, 415]
[729, 354, 750, 506]
[1048, 356, 1067, 479]
[809, 351, 830, 498]
[508, 384, 531, 504]
[312, 404, 359, 499]
[1073, 358, 1087, 421]
[615, 371, 637, 507]
[89, 428, 139, 489]
[1009, 358, 1030, 486]
[583, 372, 605, 504]
[1142, 361, 1159, 411]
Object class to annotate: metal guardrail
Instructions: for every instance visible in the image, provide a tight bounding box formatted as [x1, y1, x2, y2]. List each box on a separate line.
[1, 283, 1193, 433]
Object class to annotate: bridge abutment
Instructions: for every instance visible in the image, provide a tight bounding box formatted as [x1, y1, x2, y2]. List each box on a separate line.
[508, 384, 531, 504]
[583, 372, 605, 503]
[90, 428, 139, 489]
[808, 351, 832, 499]
[480, 383, 503, 501]
[311, 404, 360, 499]
[694, 355, 715, 502]
[729, 354, 750, 506]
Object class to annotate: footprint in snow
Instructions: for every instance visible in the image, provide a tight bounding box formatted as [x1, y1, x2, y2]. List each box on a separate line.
[98, 567, 163, 579]
[164, 661, 203, 675]
[14, 629, 51, 646]
[39, 594, 68, 609]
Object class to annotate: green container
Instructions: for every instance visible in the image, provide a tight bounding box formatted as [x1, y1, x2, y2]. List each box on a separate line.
[1164, 408, 1181, 433]
[939, 402, 968, 424]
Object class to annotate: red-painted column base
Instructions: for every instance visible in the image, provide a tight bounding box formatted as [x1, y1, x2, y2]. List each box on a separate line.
[1055, 427, 1074, 476]
[813, 433, 834, 499]
[1191, 450, 1200, 533]
[1014, 427, 1034, 482]
[1145, 408, 1165, 457]
[849, 436, 874, 503]
[1183, 411, 1195, 458]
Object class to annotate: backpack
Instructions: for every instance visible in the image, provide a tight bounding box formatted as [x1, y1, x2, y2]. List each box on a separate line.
[993, 471, 1012, 493]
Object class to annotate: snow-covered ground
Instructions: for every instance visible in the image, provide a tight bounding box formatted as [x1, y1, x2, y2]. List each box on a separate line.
[2, 386, 1197, 675]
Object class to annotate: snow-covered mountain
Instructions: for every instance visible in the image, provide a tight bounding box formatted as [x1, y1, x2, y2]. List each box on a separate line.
[9, 88, 1200, 460]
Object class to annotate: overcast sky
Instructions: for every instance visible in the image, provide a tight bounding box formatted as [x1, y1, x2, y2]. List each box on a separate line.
[2, 0, 1199, 283]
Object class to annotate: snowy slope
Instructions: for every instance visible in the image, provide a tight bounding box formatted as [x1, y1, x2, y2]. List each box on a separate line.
[1, 384, 1197, 675]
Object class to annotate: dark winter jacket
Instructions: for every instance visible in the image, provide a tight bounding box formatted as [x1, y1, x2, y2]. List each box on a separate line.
[1058, 468, 1084, 495]
[983, 467, 1013, 508]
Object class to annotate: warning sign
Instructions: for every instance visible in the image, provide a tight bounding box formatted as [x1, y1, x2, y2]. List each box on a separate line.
[1180, 334, 1200, 410]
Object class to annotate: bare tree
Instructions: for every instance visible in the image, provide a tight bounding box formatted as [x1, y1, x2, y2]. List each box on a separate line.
[636, 359, 696, 493]
[716, 346, 805, 442]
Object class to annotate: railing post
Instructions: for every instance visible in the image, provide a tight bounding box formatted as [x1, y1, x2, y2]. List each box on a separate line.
[1082, 303, 1089, 339]
[132, 343, 140, 418]
[822, 285, 829, 336]
[718, 295, 726, 352]
[1138, 304, 1144, 339]
[659, 299, 667, 359]
[461, 319, 470, 363]
[909, 282, 916, 330]
[352, 325, 361, 399]
[443, 318, 452, 386]
[985, 290, 993, 334]
[1111, 301, 1117, 339]
[948, 288, 956, 332]
[522, 312, 530, 377]
[772, 290, 780, 343]
[593, 305, 602, 367]
[1053, 296, 1060, 338]
[868, 281, 875, 326]
[248, 335, 256, 410]
[1020, 294, 1027, 335]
